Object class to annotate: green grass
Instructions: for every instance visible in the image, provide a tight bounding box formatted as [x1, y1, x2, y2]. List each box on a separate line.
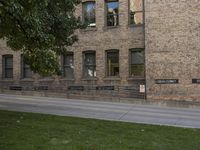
[0, 110, 200, 150]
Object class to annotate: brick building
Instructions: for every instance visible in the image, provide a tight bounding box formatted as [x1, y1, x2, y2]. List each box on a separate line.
[0, 0, 200, 103]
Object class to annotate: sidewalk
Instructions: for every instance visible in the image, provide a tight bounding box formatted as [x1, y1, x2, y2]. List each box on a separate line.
[0, 94, 200, 128]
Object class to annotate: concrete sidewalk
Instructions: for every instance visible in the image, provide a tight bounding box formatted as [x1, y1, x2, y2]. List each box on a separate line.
[0, 94, 200, 128]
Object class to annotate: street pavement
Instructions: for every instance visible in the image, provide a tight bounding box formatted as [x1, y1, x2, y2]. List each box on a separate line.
[0, 94, 200, 128]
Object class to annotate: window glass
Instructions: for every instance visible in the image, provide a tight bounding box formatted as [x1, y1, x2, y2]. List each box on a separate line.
[83, 2, 96, 27]
[106, 51, 119, 76]
[106, 0, 119, 26]
[130, 49, 144, 77]
[129, 0, 143, 25]
[3, 55, 13, 79]
[63, 53, 74, 79]
[22, 56, 32, 78]
[83, 52, 96, 78]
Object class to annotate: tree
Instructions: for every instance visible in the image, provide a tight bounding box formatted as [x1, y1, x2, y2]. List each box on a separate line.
[0, 0, 82, 75]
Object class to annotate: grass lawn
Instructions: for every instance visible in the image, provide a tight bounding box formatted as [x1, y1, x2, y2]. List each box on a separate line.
[0, 110, 200, 150]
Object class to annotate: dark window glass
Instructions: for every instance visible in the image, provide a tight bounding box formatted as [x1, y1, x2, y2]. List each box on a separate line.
[106, 50, 119, 76]
[129, 0, 143, 25]
[63, 53, 74, 79]
[83, 2, 96, 27]
[21, 56, 32, 78]
[83, 52, 96, 78]
[106, 0, 119, 26]
[2, 55, 13, 79]
[130, 49, 144, 77]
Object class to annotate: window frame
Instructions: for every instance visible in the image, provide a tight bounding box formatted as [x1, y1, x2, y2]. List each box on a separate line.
[105, 0, 119, 27]
[106, 49, 120, 77]
[82, 1, 96, 28]
[21, 55, 32, 79]
[128, 0, 144, 26]
[2, 55, 13, 79]
[129, 48, 145, 78]
[82, 51, 96, 78]
[62, 52, 74, 79]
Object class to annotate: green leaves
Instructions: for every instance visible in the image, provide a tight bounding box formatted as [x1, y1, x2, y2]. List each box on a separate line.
[0, 0, 82, 75]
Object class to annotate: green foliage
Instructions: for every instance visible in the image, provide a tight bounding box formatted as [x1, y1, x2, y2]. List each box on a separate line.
[0, 0, 82, 75]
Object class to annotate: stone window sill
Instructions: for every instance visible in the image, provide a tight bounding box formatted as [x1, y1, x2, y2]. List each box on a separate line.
[60, 78, 75, 81]
[127, 77, 145, 81]
[20, 78, 34, 82]
[81, 78, 98, 81]
[103, 77, 121, 81]
[80, 27, 97, 32]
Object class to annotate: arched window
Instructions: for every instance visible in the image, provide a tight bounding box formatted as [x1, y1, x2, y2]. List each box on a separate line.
[62, 52, 74, 79]
[83, 1, 96, 27]
[83, 51, 96, 78]
[106, 50, 119, 77]
[2, 54, 13, 79]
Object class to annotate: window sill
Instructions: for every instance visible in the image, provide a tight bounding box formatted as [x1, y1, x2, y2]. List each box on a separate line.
[39, 78, 54, 81]
[128, 24, 144, 28]
[1, 79, 14, 82]
[103, 77, 121, 81]
[103, 25, 120, 30]
[80, 27, 97, 32]
[81, 78, 98, 81]
[127, 77, 145, 81]
[20, 78, 34, 82]
[60, 78, 75, 81]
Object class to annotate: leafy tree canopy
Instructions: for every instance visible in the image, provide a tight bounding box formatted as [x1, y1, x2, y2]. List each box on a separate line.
[0, 0, 82, 75]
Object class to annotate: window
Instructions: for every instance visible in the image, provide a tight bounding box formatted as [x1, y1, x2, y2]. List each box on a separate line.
[130, 49, 144, 77]
[83, 51, 96, 78]
[2, 55, 13, 79]
[106, 0, 119, 26]
[106, 50, 119, 77]
[129, 0, 144, 25]
[62, 53, 74, 79]
[21, 56, 32, 78]
[83, 1, 96, 27]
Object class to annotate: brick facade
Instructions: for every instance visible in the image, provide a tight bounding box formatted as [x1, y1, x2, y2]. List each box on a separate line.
[0, 0, 145, 100]
[145, 0, 200, 101]
[0, 0, 200, 102]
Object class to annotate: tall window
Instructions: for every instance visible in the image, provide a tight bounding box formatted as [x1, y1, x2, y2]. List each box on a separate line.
[2, 55, 13, 79]
[83, 51, 96, 78]
[21, 56, 32, 78]
[106, 50, 119, 77]
[83, 2, 96, 27]
[63, 53, 74, 79]
[129, 0, 144, 25]
[106, 0, 119, 26]
[130, 49, 144, 77]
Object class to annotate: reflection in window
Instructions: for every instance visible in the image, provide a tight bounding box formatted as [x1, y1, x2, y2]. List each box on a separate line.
[83, 52, 96, 78]
[129, 0, 143, 25]
[2, 55, 13, 79]
[21, 56, 32, 78]
[63, 53, 74, 79]
[106, 50, 119, 77]
[130, 49, 144, 77]
[106, 0, 119, 26]
[83, 2, 96, 27]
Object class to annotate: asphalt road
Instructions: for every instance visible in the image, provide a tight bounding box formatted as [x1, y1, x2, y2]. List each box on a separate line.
[0, 94, 200, 128]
